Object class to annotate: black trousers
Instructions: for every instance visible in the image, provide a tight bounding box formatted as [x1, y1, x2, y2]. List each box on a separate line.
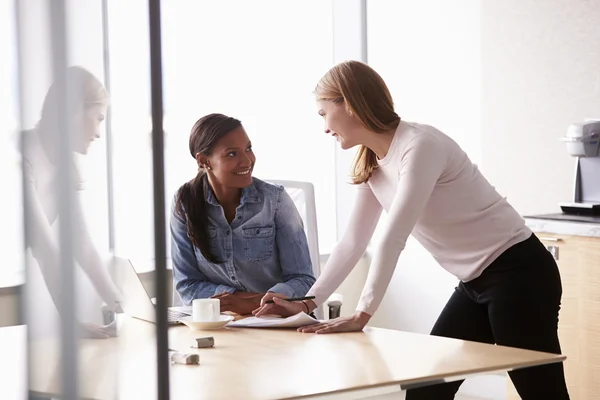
[406, 234, 570, 399]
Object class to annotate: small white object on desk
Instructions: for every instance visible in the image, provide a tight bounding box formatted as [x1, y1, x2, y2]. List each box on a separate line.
[192, 336, 215, 348]
[227, 312, 319, 328]
[170, 351, 200, 365]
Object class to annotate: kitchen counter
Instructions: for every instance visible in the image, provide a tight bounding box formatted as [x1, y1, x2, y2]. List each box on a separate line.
[524, 213, 600, 238]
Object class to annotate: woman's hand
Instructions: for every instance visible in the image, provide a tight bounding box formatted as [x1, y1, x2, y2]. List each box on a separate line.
[298, 312, 371, 334]
[79, 320, 117, 339]
[252, 292, 310, 318]
[211, 292, 263, 316]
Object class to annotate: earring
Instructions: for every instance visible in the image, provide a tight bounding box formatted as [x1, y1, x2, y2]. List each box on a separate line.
[205, 165, 212, 170]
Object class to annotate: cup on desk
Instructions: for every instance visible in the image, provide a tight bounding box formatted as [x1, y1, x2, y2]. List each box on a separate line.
[192, 299, 220, 322]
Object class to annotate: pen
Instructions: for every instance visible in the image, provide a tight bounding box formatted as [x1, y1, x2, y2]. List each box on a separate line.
[265, 296, 316, 304]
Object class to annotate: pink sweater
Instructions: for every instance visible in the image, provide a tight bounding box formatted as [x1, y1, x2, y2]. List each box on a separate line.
[307, 121, 532, 316]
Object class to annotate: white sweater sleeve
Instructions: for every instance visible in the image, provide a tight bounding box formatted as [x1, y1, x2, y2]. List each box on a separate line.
[356, 135, 447, 315]
[24, 161, 63, 309]
[307, 183, 383, 306]
[24, 160, 122, 311]
[71, 195, 123, 309]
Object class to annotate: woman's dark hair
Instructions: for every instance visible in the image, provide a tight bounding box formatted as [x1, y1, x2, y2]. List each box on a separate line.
[175, 113, 242, 262]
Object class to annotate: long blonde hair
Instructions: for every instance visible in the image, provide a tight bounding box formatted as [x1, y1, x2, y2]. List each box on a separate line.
[38, 66, 109, 132]
[36, 66, 109, 188]
[314, 61, 400, 184]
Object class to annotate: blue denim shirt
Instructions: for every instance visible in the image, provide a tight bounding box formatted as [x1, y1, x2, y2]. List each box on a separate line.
[170, 178, 316, 305]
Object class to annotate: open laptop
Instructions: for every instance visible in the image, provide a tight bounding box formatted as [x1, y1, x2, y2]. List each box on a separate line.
[108, 257, 191, 325]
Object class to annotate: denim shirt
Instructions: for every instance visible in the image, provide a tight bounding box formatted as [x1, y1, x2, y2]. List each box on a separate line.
[170, 178, 316, 306]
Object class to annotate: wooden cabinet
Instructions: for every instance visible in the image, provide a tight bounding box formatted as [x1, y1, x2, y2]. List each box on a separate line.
[507, 233, 600, 399]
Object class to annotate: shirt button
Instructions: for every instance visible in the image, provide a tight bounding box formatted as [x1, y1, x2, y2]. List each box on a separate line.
[236, 216, 242, 220]
[255, 228, 260, 234]
[231, 276, 236, 280]
[226, 230, 230, 236]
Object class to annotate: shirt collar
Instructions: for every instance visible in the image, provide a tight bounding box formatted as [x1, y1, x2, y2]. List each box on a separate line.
[205, 179, 261, 206]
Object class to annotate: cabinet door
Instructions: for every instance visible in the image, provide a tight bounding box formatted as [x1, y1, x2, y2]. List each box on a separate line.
[507, 233, 581, 399]
[578, 236, 600, 400]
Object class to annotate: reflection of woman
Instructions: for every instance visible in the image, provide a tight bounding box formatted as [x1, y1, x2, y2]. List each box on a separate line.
[22, 66, 122, 338]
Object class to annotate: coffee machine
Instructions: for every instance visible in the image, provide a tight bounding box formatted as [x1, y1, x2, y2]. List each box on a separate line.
[559, 120, 600, 216]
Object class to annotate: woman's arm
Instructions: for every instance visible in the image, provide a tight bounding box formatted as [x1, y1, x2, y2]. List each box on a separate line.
[269, 188, 317, 298]
[170, 200, 236, 305]
[254, 184, 382, 318]
[355, 134, 447, 316]
[70, 194, 122, 309]
[23, 159, 121, 310]
[306, 183, 383, 306]
[23, 161, 63, 309]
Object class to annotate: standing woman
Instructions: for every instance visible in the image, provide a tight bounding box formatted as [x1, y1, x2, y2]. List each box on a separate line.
[255, 61, 569, 399]
[22, 66, 122, 338]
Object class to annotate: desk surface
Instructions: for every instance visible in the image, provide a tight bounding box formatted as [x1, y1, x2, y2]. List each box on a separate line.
[3, 317, 564, 400]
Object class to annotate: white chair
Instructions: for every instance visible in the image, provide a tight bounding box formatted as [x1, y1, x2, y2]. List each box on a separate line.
[266, 180, 324, 319]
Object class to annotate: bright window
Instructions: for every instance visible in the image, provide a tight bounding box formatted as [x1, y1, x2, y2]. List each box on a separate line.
[106, 1, 336, 259]
[366, 0, 482, 245]
[0, 0, 24, 284]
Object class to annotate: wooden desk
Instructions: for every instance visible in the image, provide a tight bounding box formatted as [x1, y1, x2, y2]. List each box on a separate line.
[3, 316, 565, 400]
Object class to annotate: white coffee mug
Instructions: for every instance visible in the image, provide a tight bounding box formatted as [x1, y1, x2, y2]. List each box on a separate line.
[192, 298, 220, 322]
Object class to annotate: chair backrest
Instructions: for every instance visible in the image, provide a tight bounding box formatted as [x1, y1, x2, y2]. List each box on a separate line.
[266, 180, 323, 319]
[266, 180, 321, 280]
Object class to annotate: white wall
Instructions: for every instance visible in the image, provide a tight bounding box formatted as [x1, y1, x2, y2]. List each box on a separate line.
[480, 0, 600, 215]
[331, 1, 600, 398]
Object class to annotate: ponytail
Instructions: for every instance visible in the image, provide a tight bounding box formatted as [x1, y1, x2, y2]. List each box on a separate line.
[175, 172, 217, 263]
[350, 145, 379, 184]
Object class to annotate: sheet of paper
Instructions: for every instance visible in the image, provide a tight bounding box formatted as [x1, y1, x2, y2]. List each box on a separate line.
[226, 312, 320, 328]
[170, 306, 192, 314]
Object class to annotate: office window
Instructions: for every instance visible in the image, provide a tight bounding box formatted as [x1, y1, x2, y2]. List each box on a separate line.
[106, 1, 336, 260]
[367, 0, 482, 160]
[0, 0, 24, 285]
[366, 0, 482, 244]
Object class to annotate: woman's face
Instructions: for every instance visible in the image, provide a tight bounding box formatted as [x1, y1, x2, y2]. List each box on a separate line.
[72, 104, 106, 154]
[317, 99, 364, 150]
[201, 126, 256, 189]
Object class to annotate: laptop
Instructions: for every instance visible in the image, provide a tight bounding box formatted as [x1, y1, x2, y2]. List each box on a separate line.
[108, 257, 191, 325]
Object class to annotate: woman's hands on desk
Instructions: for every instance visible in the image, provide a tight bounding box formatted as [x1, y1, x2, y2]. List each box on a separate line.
[253, 293, 371, 334]
[297, 313, 370, 334]
[253, 292, 306, 317]
[211, 291, 263, 315]
[79, 320, 117, 339]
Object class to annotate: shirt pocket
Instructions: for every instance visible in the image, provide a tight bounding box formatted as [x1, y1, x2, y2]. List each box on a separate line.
[242, 225, 275, 262]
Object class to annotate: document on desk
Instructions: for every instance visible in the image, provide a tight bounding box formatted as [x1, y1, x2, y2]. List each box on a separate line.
[227, 312, 319, 328]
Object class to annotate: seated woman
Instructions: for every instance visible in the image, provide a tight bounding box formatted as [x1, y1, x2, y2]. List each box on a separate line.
[170, 113, 316, 315]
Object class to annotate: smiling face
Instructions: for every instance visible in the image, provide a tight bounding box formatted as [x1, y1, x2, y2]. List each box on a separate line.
[72, 103, 106, 154]
[199, 126, 255, 189]
[317, 99, 365, 150]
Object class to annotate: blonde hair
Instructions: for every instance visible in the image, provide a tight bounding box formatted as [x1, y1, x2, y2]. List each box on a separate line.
[39, 66, 109, 129]
[314, 60, 400, 184]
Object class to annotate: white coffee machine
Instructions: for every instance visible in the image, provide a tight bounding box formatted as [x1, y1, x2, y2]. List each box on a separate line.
[559, 120, 600, 215]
